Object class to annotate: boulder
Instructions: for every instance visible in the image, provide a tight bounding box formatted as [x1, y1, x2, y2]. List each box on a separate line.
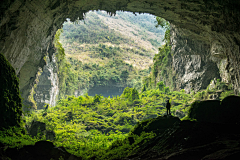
[131, 116, 180, 136]
[175, 110, 185, 119]
[29, 121, 46, 137]
[28, 120, 55, 140]
[188, 100, 221, 123]
[46, 130, 56, 141]
[220, 96, 240, 124]
[188, 96, 240, 124]
[5, 140, 81, 160]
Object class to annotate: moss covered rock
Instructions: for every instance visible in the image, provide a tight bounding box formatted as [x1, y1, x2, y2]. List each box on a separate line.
[0, 53, 22, 129]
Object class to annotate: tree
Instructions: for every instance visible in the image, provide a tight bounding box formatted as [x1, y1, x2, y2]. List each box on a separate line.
[155, 17, 170, 44]
[130, 88, 139, 102]
[157, 81, 165, 91]
[141, 84, 147, 92]
[122, 87, 132, 99]
[164, 86, 170, 94]
[94, 94, 102, 103]
[120, 70, 129, 82]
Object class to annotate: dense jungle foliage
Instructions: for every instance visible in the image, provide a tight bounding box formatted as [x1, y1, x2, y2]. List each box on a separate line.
[1, 78, 235, 159]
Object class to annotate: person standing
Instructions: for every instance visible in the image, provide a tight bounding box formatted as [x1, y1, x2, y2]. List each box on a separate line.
[166, 99, 171, 115]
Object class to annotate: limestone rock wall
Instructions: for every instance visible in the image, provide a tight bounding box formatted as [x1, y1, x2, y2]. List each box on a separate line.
[171, 25, 220, 93]
[33, 55, 59, 109]
[1, 0, 240, 110]
[0, 0, 66, 108]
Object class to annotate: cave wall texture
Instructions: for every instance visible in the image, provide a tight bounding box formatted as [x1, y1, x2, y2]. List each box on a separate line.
[33, 54, 59, 109]
[1, 0, 240, 109]
[171, 25, 221, 93]
[0, 53, 22, 129]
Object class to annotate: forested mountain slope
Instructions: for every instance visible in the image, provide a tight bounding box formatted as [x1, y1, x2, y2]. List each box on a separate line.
[57, 11, 165, 98]
[61, 11, 165, 69]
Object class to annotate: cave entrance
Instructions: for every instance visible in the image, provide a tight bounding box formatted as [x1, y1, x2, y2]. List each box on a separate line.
[48, 10, 166, 99]
[1, 1, 240, 158]
[1, 0, 239, 111]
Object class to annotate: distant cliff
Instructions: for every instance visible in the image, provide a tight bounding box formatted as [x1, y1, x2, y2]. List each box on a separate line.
[33, 55, 59, 109]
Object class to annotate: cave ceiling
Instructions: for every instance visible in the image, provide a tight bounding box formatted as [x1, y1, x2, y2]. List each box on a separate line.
[0, 0, 240, 104]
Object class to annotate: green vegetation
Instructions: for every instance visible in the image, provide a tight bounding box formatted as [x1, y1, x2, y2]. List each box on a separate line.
[1, 79, 234, 158]
[55, 11, 164, 99]
[143, 17, 177, 90]
[193, 78, 235, 101]
[0, 53, 23, 129]
[0, 126, 37, 148]
[55, 30, 149, 99]
[21, 86, 192, 158]
[63, 11, 164, 48]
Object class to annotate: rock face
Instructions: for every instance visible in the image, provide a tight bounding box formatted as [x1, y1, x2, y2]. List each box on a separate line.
[0, 53, 22, 129]
[171, 26, 221, 93]
[28, 121, 46, 137]
[1, 0, 240, 109]
[33, 55, 59, 109]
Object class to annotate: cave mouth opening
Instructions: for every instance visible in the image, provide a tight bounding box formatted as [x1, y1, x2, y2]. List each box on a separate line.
[50, 10, 167, 99]
[1, 1, 240, 159]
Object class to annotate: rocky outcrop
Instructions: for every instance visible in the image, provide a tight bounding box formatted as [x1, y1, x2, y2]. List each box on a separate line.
[33, 54, 59, 109]
[1, 0, 240, 109]
[130, 115, 181, 136]
[27, 120, 56, 140]
[171, 25, 221, 93]
[0, 53, 22, 129]
[118, 97, 240, 160]
[188, 96, 240, 124]
[28, 121, 46, 137]
[3, 140, 80, 160]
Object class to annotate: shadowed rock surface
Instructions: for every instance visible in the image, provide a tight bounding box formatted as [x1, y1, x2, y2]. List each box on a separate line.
[2, 141, 80, 160]
[188, 96, 240, 124]
[126, 114, 240, 159]
[0, 53, 22, 129]
[33, 55, 59, 109]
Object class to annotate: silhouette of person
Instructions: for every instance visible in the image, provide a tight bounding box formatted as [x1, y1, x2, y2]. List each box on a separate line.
[45, 104, 49, 111]
[166, 99, 171, 115]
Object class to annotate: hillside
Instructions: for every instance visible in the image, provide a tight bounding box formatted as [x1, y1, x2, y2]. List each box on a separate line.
[56, 11, 165, 98]
[60, 11, 165, 69]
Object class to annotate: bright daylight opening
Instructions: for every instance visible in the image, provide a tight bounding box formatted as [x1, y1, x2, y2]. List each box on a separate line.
[59, 10, 165, 98]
